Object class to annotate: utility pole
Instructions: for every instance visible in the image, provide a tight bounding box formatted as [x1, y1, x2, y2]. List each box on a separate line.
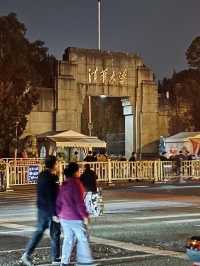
[98, 0, 101, 50]
[88, 1, 102, 136]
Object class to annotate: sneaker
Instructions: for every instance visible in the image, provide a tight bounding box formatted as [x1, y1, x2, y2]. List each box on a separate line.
[20, 253, 33, 266]
[52, 258, 61, 265]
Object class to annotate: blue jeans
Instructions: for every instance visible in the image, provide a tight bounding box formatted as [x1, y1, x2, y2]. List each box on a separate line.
[187, 249, 200, 262]
[60, 219, 94, 265]
[26, 209, 61, 260]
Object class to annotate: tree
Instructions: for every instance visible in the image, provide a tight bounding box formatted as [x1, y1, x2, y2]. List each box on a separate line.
[0, 13, 55, 156]
[159, 69, 200, 134]
[186, 36, 200, 69]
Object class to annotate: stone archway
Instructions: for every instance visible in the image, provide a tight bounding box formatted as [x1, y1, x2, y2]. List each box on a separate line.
[56, 47, 159, 157]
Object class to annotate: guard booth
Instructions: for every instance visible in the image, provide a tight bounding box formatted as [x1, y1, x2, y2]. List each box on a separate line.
[0, 161, 6, 191]
[37, 130, 107, 161]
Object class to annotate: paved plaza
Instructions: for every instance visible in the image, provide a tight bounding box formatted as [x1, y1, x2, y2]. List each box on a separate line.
[1, 184, 200, 265]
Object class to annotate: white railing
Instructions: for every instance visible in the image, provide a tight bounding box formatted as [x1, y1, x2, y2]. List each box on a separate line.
[182, 160, 200, 179]
[2, 159, 200, 189]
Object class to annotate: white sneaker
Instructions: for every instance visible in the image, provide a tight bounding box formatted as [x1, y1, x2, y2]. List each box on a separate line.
[20, 253, 33, 266]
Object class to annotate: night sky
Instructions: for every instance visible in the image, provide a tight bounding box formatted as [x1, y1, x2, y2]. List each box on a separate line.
[1, 0, 200, 79]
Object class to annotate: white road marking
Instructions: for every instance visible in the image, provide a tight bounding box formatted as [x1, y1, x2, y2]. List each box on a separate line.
[0, 229, 35, 235]
[105, 201, 193, 213]
[0, 217, 36, 223]
[92, 237, 187, 259]
[164, 218, 200, 224]
[152, 185, 200, 190]
[133, 213, 200, 220]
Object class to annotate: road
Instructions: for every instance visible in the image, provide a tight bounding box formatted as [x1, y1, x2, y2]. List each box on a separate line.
[1, 184, 200, 265]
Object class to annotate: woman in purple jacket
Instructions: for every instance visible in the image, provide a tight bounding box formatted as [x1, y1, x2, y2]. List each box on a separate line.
[56, 163, 95, 266]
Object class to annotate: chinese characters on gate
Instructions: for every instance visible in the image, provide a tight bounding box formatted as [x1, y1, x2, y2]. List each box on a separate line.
[88, 68, 128, 85]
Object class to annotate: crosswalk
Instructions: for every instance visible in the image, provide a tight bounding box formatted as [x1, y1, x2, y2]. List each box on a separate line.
[0, 189, 197, 265]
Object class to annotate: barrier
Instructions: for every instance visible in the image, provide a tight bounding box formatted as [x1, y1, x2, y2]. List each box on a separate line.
[2, 159, 200, 189]
[182, 160, 200, 179]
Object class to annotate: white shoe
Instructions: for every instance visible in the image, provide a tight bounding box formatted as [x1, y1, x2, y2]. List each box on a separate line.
[20, 253, 33, 266]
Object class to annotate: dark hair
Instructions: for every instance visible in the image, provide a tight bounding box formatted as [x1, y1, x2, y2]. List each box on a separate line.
[64, 162, 79, 178]
[88, 151, 92, 155]
[84, 164, 90, 171]
[45, 156, 57, 169]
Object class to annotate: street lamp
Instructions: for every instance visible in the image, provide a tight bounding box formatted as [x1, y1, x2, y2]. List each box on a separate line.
[98, 0, 101, 50]
[88, 95, 93, 136]
[14, 121, 19, 159]
[87, 1, 102, 136]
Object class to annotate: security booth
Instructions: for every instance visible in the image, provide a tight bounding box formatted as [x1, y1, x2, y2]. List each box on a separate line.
[37, 130, 106, 161]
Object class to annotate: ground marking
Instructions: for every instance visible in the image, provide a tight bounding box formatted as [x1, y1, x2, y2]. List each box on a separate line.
[164, 218, 200, 224]
[132, 213, 200, 220]
[91, 237, 187, 260]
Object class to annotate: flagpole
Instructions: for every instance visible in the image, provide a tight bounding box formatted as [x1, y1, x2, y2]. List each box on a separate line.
[98, 0, 101, 50]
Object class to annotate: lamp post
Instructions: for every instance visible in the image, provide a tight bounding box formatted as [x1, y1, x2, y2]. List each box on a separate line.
[14, 121, 19, 160]
[88, 95, 93, 136]
[98, 0, 101, 50]
[88, 1, 102, 136]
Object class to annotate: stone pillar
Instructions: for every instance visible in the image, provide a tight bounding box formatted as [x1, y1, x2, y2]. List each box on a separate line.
[134, 65, 159, 157]
[56, 61, 83, 132]
[122, 99, 135, 159]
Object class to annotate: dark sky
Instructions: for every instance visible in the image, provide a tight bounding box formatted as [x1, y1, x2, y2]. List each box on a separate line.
[1, 0, 200, 79]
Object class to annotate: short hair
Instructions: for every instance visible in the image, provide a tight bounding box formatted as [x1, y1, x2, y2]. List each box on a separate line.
[88, 151, 92, 155]
[45, 156, 57, 169]
[64, 162, 79, 178]
[85, 164, 90, 171]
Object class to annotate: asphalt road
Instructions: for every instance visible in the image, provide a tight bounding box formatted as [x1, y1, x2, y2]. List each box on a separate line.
[1, 184, 200, 265]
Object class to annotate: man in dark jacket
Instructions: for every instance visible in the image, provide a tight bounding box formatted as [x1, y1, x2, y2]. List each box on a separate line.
[21, 156, 61, 266]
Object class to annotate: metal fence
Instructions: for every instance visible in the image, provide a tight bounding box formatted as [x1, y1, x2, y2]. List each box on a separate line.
[2, 159, 200, 190]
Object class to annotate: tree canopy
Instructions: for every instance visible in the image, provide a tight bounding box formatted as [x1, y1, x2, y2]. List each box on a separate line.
[186, 36, 200, 70]
[0, 13, 55, 156]
[160, 35, 200, 134]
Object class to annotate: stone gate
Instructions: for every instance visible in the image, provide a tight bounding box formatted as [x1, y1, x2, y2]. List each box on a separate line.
[55, 48, 159, 157]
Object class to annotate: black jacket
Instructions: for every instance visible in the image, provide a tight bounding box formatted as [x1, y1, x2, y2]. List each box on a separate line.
[36, 169, 59, 216]
[80, 170, 97, 193]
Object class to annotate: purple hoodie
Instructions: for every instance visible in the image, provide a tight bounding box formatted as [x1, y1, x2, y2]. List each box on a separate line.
[56, 178, 88, 221]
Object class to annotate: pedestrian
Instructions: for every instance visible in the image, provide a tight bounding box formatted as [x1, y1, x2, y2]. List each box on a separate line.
[175, 151, 186, 176]
[84, 151, 95, 162]
[71, 151, 79, 162]
[186, 151, 193, 160]
[97, 151, 108, 162]
[20, 156, 61, 266]
[81, 164, 103, 217]
[56, 163, 95, 266]
[129, 152, 136, 162]
[80, 164, 97, 193]
[120, 155, 127, 161]
[160, 152, 168, 161]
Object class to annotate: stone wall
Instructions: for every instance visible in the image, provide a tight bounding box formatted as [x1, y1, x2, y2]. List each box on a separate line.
[24, 87, 55, 136]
